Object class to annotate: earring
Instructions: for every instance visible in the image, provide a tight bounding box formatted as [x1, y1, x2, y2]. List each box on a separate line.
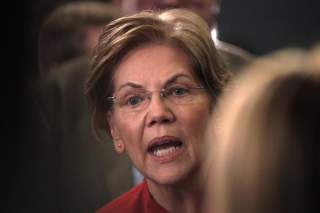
[116, 143, 125, 153]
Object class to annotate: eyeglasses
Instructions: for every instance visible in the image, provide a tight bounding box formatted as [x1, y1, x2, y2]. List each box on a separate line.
[106, 84, 206, 112]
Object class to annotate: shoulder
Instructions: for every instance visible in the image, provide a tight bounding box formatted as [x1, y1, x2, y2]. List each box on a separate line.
[96, 181, 147, 213]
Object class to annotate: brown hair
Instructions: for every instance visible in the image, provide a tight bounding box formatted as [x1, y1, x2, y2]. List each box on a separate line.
[85, 9, 231, 139]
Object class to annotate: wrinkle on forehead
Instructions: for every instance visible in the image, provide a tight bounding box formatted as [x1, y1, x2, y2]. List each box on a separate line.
[112, 44, 195, 90]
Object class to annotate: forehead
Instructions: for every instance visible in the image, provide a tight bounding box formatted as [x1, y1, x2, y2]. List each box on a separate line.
[112, 44, 195, 88]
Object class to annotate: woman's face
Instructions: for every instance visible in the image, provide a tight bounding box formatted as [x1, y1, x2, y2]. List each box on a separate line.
[108, 44, 212, 185]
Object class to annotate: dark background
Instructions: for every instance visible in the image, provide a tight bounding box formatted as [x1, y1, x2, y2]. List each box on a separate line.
[17, 0, 320, 83]
[6, 0, 319, 212]
[218, 0, 320, 55]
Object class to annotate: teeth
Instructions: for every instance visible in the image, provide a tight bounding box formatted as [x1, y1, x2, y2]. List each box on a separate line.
[153, 146, 180, 157]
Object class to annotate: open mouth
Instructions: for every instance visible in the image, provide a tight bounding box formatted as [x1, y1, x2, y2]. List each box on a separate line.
[147, 137, 183, 158]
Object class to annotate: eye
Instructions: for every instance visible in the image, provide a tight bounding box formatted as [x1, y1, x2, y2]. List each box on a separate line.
[125, 95, 144, 107]
[168, 86, 190, 97]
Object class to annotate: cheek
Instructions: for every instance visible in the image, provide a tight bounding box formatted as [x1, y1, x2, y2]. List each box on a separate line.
[114, 112, 144, 144]
[178, 107, 211, 164]
[179, 104, 211, 139]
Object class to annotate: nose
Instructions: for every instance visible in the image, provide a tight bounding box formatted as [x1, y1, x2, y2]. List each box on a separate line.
[146, 94, 175, 127]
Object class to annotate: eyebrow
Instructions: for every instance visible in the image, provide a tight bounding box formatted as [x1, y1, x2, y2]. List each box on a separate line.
[117, 82, 144, 92]
[116, 73, 195, 93]
[164, 74, 194, 87]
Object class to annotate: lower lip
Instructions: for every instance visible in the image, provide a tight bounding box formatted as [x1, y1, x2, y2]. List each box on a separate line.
[148, 145, 185, 163]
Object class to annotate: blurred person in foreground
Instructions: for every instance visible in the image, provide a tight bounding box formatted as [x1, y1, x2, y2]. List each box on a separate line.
[86, 8, 231, 213]
[111, 0, 254, 73]
[205, 45, 320, 213]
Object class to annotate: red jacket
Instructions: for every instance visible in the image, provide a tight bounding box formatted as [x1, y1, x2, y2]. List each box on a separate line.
[96, 181, 169, 213]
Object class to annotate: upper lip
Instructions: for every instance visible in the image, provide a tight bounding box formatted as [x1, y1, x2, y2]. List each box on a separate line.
[147, 136, 181, 151]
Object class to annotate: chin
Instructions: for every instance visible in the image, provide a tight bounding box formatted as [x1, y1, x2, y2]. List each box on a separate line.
[147, 165, 197, 186]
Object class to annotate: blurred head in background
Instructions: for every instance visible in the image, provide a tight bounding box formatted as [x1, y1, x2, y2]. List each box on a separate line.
[112, 0, 254, 74]
[38, 1, 121, 75]
[112, 0, 220, 27]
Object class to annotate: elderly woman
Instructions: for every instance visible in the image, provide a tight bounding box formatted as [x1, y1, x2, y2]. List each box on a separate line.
[205, 46, 320, 213]
[85, 9, 230, 213]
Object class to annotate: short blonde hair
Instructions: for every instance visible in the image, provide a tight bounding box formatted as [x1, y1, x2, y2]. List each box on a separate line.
[85, 9, 230, 138]
[206, 45, 320, 213]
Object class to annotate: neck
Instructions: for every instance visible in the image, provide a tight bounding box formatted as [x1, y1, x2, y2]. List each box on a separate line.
[146, 172, 204, 213]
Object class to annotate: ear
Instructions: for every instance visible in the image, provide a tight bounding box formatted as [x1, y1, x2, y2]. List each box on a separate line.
[106, 112, 125, 154]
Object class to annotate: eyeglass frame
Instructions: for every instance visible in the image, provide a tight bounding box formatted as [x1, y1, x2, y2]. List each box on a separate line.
[106, 84, 206, 112]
